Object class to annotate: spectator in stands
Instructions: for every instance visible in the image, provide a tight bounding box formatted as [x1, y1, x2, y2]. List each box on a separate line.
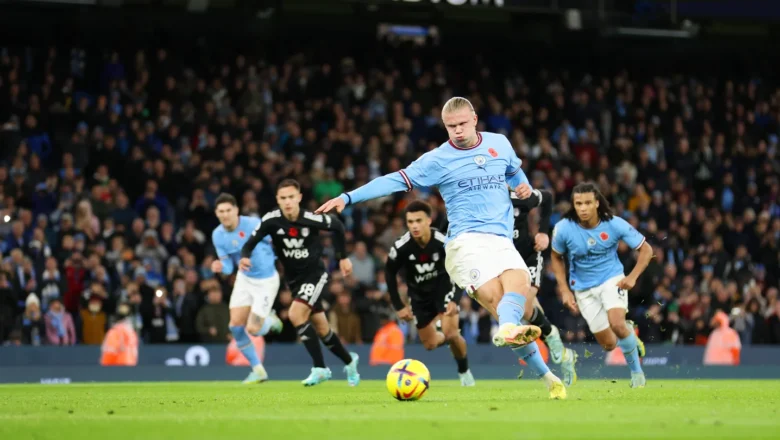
[141, 286, 177, 343]
[356, 287, 390, 344]
[44, 297, 76, 345]
[328, 287, 361, 345]
[769, 300, 780, 344]
[195, 287, 229, 343]
[80, 293, 107, 345]
[349, 242, 375, 287]
[171, 277, 200, 343]
[2, 220, 25, 253]
[0, 272, 17, 342]
[15, 293, 46, 345]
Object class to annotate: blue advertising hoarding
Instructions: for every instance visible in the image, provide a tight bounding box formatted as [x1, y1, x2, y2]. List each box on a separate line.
[1, 344, 779, 384]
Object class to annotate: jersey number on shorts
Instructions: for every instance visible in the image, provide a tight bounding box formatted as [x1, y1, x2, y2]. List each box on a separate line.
[443, 285, 456, 307]
[298, 283, 316, 300]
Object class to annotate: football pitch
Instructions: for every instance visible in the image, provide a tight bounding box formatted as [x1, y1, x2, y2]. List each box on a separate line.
[1, 380, 778, 440]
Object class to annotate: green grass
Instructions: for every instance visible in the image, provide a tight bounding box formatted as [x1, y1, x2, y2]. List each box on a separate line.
[1, 380, 778, 440]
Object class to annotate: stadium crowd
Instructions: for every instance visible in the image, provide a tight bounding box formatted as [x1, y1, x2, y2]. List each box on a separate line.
[0, 41, 778, 349]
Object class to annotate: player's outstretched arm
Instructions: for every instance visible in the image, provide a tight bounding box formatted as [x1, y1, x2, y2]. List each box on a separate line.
[317, 154, 441, 214]
[315, 173, 411, 214]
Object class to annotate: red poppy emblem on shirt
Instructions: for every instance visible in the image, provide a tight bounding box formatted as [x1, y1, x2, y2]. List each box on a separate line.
[488, 148, 498, 158]
[289, 227, 298, 237]
[239, 231, 245, 239]
[420, 254, 429, 262]
[600, 232, 609, 241]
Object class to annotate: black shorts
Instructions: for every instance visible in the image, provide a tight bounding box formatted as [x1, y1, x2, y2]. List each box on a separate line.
[523, 251, 543, 288]
[409, 282, 458, 329]
[290, 271, 329, 313]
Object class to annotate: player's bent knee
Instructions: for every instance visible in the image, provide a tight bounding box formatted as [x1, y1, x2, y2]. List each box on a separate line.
[246, 321, 263, 336]
[599, 333, 618, 351]
[422, 340, 439, 351]
[498, 269, 532, 298]
[229, 307, 250, 327]
[594, 328, 617, 351]
[313, 323, 330, 338]
[444, 330, 460, 343]
[610, 323, 629, 338]
[288, 308, 310, 326]
[229, 316, 247, 327]
[475, 281, 502, 312]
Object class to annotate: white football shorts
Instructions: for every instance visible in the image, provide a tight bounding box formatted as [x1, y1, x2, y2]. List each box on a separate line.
[229, 271, 281, 318]
[444, 232, 529, 296]
[574, 274, 629, 334]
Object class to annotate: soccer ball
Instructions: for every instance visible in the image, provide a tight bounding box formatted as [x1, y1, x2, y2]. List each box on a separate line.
[386, 359, 431, 401]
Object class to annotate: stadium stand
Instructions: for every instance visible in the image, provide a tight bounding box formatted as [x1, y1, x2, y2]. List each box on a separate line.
[1, 27, 778, 348]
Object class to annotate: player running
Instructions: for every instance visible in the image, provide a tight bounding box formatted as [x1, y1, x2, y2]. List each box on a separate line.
[385, 200, 475, 386]
[240, 179, 360, 387]
[211, 193, 283, 384]
[550, 182, 652, 388]
[317, 97, 566, 399]
[510, 189, 578, 385]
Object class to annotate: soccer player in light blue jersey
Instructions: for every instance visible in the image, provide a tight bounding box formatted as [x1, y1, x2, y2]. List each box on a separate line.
[550, 183, 654, 388]
[317, 97, 566, 399]
[211, 193, 282, 384]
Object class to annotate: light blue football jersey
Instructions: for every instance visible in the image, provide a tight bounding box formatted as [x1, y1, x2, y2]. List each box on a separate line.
[551, 216, 646, 290]
[212, 216, 277, 279]
[342, 131, 530, 242]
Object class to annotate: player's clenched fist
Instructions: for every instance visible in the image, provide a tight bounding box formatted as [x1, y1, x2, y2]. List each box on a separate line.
[396, 305, 414, 322]
[616, 276, 636, 291]
[515, 183, 532, 199]
[561, 288, 578, 314]
[238, 257, 252, 272]
[534, 233, 549, 252]
[210, 259, 223, 274]
[339, 258, 353, 277]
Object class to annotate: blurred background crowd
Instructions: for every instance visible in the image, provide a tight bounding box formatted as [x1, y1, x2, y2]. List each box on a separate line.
[0, 16, 778, 349]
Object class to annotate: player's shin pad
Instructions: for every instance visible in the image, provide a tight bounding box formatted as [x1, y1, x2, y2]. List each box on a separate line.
[296, 324, 326, 368]
[321, 330, 352, 365]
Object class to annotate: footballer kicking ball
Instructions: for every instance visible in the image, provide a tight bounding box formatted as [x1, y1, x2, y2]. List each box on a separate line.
[386, 359, 431, 401]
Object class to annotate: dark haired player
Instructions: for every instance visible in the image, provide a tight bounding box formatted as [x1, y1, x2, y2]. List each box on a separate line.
[511, 189, 578, 386]
[240, 179, 360, 387]
[385, 201, 475, 386]
[550, 183, 653, 388]
[211, 193, 282, 384]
